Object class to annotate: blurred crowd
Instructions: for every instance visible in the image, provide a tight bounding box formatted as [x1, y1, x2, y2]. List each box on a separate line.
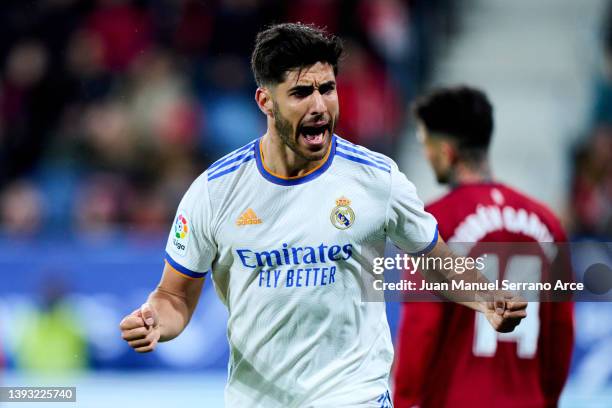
[0, 0, 456, 236]
[570, 2, 612, 238]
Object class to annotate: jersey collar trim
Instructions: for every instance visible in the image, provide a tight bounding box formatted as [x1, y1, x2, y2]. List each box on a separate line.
[254, 135, 336, 186]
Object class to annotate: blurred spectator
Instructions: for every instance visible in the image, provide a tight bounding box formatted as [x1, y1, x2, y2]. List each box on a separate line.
[173, 0, 214, 56]
[592, 0, 612, 127]
[571, 126, 612, 236]
[64, 28, 113, 103]
[336, 41, 402, 154]
[82, 0, 152, 72]
[287, 0, 340, 34]
[570, 3, 612, 238]
[0, 0, 451, 234]
[208, 0, 280, 57]
[74, 173, 127, 232]
[359, 0, 411, 65]
[125, 49, 199, 153]
[80, 101, 137, 173]
[15, 274, 88, 373]
[199, 54, 265, 156]
[358, 0, 414, 102]
[125, 184, 172, 233]
[0, 40, 51, 184]
[0, 180, 45, 236]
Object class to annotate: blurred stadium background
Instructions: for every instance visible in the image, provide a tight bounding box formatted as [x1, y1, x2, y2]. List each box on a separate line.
[0, 0, 610, 406]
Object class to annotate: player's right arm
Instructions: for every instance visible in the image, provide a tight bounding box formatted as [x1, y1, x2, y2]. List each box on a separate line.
[119, 263, 205, 352]
[120, 173, 216, 353]
[152, 263, 205, 342]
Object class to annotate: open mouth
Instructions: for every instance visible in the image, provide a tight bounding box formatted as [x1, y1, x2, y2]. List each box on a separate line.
[299, 123, 329, 147]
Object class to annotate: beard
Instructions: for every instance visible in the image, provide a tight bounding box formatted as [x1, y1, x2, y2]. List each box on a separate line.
[435, 169, 450, 184]
[272, 101, 335, 162]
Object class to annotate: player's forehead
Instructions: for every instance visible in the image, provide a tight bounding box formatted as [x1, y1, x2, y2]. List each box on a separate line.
[280, 62, 335, 88]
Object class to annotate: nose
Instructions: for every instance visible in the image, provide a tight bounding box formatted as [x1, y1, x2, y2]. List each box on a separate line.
[310, 90, 326, 117]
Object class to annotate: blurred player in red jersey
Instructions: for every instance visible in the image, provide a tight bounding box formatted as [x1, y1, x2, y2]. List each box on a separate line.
[393, 86, 574, 408]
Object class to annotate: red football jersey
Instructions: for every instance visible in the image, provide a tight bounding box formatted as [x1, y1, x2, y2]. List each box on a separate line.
[393, 182, 574, 408]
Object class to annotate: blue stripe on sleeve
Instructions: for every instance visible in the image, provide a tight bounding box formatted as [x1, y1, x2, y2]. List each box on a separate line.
[338, 138, 389, 161]
[207, 154, 255, 181]
[336, 141, 391, 169]
[335, 151, 391, 173]
[207, 148, 255, 178]
[208, 142, 256, 171]
[165, 252, 207, 278]
[408, 225, 439, 256]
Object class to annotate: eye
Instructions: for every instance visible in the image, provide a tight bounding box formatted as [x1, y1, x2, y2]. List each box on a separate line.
[320, 83, 336, 94]
[291, 87, 312, 98]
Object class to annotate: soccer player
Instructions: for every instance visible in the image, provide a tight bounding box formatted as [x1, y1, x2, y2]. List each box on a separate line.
[393, 86, 574, 408]
[119, 25, 526, 407]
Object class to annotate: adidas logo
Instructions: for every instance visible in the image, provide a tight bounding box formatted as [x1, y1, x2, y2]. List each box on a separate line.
[236, 208, 262, 226]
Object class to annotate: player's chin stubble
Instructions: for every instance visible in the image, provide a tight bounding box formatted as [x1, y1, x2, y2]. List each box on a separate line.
[436, 173, 450, 184]
[272, 101, 329, 162]
[435, 166, 452, 184]
[431, 154, 451, 184]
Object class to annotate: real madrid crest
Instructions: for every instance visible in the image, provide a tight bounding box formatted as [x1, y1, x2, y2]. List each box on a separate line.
[331, 196, 355, 229]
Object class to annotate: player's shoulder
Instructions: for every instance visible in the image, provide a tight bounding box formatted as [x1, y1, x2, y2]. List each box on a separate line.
[426, 182, 567, 241]
[497, 183, 559, 219]
[203, 139, 258, 184]
[428, 182, 557, 214]
[491, 183, 568, 240]
[425, 184, 475, 215]
[499, 183, 567, 241]
[425, 191, 454, 214]
[334, 135, 396, 176]
[181, 140, 258, 206]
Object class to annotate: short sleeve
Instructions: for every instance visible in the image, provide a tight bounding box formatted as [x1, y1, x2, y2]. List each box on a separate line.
[165, 175, 217, 278]
[386, 165, 439, 255]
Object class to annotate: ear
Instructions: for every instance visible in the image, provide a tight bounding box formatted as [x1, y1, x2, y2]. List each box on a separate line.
[255, 87, 273, 117]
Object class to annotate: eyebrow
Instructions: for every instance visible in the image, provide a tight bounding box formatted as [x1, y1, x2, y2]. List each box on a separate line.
[288, 80, 336, 93]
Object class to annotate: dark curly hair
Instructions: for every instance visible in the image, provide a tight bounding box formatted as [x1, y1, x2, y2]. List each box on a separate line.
[251, 23, 344, 87]
[413, 86, 494, 156]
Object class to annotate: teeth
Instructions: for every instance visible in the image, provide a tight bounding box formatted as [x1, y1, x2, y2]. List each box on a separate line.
[303, 133, 324, 142]
[302, 125, 327, 136]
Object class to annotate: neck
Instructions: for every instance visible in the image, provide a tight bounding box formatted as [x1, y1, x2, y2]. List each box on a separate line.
[448, 160, 492, 187]
[260, 131, 328, 178]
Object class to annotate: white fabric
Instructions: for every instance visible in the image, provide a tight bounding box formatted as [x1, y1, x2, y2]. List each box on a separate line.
[165, 135, 437, 407]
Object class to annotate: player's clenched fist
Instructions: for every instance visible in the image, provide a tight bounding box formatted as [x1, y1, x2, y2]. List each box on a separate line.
[119, 303, 161, 353]
[484, 294, 528, 333]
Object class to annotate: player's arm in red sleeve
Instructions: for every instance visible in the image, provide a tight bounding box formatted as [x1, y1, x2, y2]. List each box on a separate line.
[539, 228, 575, 408]
[393, 299, 445, 408]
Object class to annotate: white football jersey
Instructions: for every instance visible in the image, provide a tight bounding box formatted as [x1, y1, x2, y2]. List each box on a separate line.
[165, 135, 438, 407]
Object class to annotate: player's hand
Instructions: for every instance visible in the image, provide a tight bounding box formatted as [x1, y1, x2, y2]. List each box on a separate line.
[119, 302, 161, 353]
[484, 293, 527, 333]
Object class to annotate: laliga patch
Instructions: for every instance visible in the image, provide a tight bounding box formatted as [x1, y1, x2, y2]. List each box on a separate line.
[171, 212, 190, 256]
